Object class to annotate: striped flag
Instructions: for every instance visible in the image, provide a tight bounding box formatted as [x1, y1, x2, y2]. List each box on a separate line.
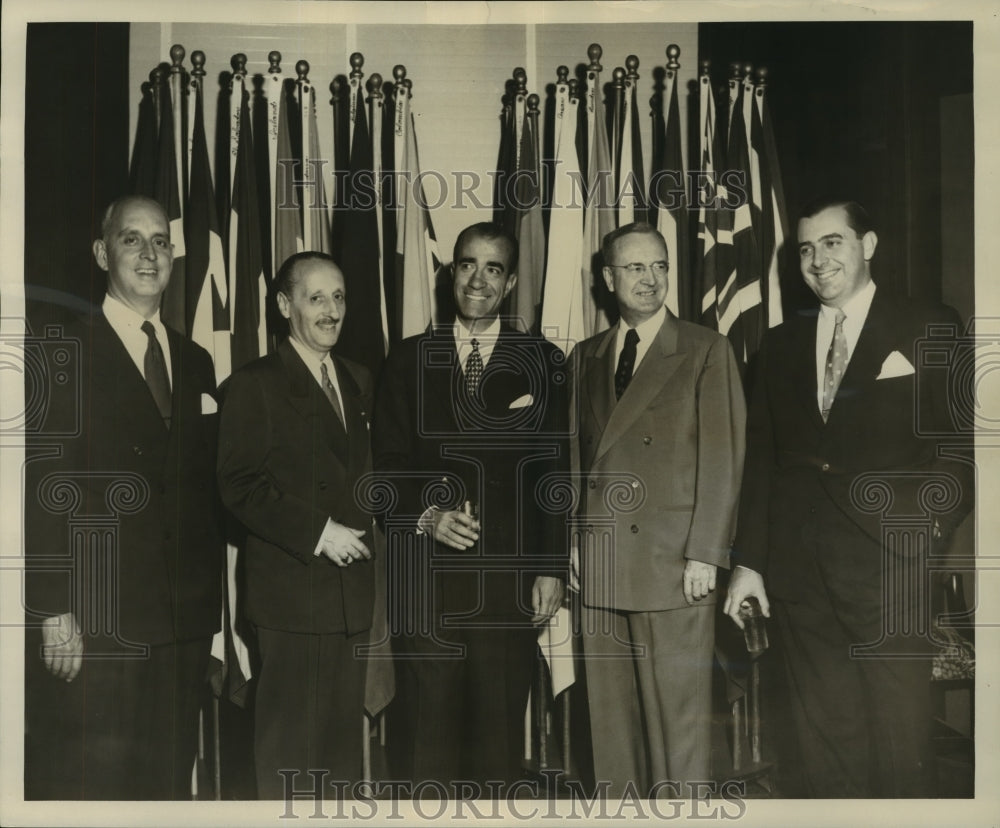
[617, 60, 646, 227]
[697, 69, 723, 331]
[300, 67, 332, 255]
[752, 74, 786, 329]
[510, 95, 545, 332]
[652, 46, 689, 319]
[267, 60, 303, 278]
[541, 76, 585, 356]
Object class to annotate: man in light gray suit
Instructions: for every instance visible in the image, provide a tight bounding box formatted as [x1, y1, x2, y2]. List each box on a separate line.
[571, 222, 746, 797]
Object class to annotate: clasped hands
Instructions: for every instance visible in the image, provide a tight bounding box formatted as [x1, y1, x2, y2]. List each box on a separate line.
[318, 521, 371, 567]
[569, 545, 718, 606]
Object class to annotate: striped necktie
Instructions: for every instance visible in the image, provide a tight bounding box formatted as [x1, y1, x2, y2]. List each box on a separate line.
[320, 362, 346, 429]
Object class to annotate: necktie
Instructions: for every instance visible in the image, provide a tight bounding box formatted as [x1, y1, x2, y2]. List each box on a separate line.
[615, 327, 640, 401]
[320, 362, 346, 429]
[465, 338, 484, 396]
[821, 309, 848, 422]
[140, 320, 171, 427]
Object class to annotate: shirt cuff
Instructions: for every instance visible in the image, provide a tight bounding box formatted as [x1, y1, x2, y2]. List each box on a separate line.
[416, 506, 438, 536]
[314, 518, 335, 556]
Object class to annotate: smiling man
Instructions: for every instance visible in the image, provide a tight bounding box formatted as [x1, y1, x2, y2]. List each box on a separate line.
[372, 222, 569, 794]
[570, 222, 745, 797]
[24, 195, 224, 799]
[725, 197, 975, 796]
[217, 251, 376, 798]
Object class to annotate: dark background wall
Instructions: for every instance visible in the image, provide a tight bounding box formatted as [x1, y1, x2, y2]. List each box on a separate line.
[24, 23, 129, 326]
[698, 21, 974, 322]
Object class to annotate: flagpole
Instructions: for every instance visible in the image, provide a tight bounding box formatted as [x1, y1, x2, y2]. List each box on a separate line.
[612, 65, 625, 207]
[169, 44, 187, 207]
[266, 52, 284, 278]
[367, 71, 390, 352]
[297, 60, 314, 253]
[348, 52, 364, 158]
[513, 67, 527, 173]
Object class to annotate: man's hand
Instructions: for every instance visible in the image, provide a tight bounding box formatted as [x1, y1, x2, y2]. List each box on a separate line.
[723, 566, 770, 629]
[568, 544, 580, 593]
[531, 576, 564, 625]
[431, 509, 480, 551]
[319, 522, 371, 567]
[683, 559, 717, 605]
[41, 612, 83, 682]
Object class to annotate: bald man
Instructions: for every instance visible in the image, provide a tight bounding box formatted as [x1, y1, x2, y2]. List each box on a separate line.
[25, 195, 224, 799]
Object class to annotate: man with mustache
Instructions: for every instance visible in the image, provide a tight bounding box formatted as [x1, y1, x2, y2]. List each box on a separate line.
[725, 197, 975, 796]
[218, 251, 375, 798]
[372, 222, 568, 793]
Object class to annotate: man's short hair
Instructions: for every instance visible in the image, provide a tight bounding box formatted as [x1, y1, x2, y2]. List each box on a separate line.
[274, 251, 339, 297]
[98, 195, 169, 241]
[798, 196, 875, 237]
[453, 222, 519, 274]
[601, 222, 666, 266]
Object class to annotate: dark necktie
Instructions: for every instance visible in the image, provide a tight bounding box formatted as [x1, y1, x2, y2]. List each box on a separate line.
[465, 338, 484, 396]
[821, 309, 848, 422]
[320, 362, 346, 429]
[615, 327, 640, 401]
[140, 320, 171, 427]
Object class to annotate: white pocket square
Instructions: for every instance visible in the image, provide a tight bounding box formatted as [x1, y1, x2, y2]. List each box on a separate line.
[509, 394, 534, 409]
[876, 350, 915, 380]
[200, 393, 218, 414]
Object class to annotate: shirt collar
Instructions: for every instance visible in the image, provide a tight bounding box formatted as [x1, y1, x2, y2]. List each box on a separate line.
[819, 279, 876, 323]
[620, 304, 666, 344]
[453, 316, 501, 345]
[287, 335, 335, 385]
[103, 292, 163, 332]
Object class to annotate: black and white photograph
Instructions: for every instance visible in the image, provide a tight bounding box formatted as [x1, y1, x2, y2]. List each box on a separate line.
[1, 1, 997, 825]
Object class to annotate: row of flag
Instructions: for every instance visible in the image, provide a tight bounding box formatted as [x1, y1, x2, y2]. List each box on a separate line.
[493, 44, 788, 371]
[129, 46, 439, 713]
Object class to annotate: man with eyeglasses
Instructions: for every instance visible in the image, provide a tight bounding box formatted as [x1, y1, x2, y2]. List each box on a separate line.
[569, 222, 745, 797]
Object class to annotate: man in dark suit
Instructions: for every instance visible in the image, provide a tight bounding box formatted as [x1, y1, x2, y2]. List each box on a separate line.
[725, 197, 974, 797]
[217, 252, 375, 799]
[372, 222, 568, 793]
[24, 195, 223, 799]
[570, 222, 746, 797]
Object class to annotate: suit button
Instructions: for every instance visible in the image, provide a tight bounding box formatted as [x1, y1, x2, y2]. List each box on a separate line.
[133, 446, 143, 456]
[588, 480, 596, 489]
[319, 481, 328, 490]
[643, 436, 652, 445]
[810, 507, 817, 514]
[630, 525, 639, 534]
[821, 463, 830, 472]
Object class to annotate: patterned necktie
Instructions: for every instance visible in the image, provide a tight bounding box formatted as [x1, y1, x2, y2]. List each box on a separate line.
[140, 320, 171, 427]
[615, 328, 640, 401]
[320, 362, 346, 429]
[465, 338, 484, 396]
[821, 309, 848, 422]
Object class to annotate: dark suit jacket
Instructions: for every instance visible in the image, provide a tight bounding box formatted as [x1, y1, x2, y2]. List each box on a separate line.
[25, 310, 223, 647]
[573, 313, 746, 611]
[217, 339, 374, 636]
[735, 289, 975, 601]
[372, 324, 569, 622]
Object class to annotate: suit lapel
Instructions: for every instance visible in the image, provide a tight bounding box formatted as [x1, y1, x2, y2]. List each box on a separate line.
[592, 315, 686, 465]
[787, 309, 826, 431]
[333, 356, 369, 471]
[585, 328, 617, 440]
[279, 339, 350, 461]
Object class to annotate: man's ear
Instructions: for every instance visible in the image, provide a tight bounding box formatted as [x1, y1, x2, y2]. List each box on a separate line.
[276, 291, 291, 319]
[602, 266, 615, 294]
[502, 273, 518, 298]
[862, 230, 878, 261]
[92, 239, 109, 271]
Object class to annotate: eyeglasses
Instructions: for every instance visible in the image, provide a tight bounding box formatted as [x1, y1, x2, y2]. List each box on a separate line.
[608, 261, 669, 277]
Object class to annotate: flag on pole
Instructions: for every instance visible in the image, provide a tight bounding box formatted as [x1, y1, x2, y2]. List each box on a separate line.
[652, 46, 688, 319]
[129, 78, 158, 198]
[185, 51, 231, 387]
[509, 92, 545, 333]
[267, 53, 303, 279]
[336, 65, 387, 379]
[155, 67, 187, 335]
[299, 63, 332, 255]
[697, 67, 722, 331]
[394, 73, 440, 339]
[228, 57, 268, 372]
[541, 75, 585, 356]
[753, 70, 786, 329]
[617, 56, 646, 228]
[581, 44, 615, 336]
[493, 76, 517, 228]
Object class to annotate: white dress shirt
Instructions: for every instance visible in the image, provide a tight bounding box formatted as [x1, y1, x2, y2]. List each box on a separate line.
[613, 304, 666, 377]
[102, 293, 173, 388]
[814, 280, 876, 413]
[286, 335, 346, 421]
[454, 316, 502, 373]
